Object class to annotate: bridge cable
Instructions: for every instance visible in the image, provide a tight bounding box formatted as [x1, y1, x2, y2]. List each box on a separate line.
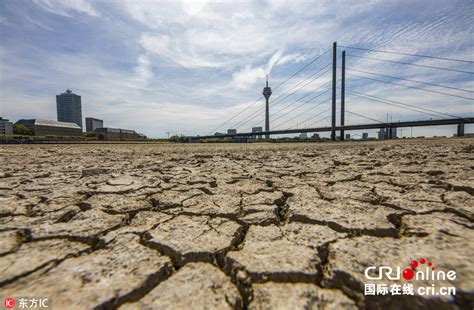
[339, 45, 474, 64]
[270, 64, 332, 106]
[271, 86, 331, 123]
[272, 47, 331, 91]
[345, 109, 386, 124]
[207, 97, 262, 135]
[346, 73, 474, 101]
[305, 113, 333, 129]
[292, 108, 331, 129]
[344, 88, 464, 120]
[343, 67, 473, 94]
[273, 97, 331, 130]
[346, 54, 474, 75]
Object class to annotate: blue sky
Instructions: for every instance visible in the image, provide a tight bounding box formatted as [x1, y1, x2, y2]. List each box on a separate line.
[0, 0, 473, 138]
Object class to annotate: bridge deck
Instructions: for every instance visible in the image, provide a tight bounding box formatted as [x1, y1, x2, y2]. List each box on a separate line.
[190, 117, 474, 139]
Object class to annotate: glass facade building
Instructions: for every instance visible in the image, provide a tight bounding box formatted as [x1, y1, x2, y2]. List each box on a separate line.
[56, 89, 82, 129]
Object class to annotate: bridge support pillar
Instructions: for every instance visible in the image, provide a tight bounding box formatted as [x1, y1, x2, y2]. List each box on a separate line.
[331, 42, 337, 141]
[340, 50, 345, 141]
[457, 123, 465, 137]
[387, 127, 392, 139]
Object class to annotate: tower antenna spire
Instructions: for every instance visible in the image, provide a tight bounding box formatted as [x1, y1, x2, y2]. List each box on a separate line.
[266, 75, 268, 87]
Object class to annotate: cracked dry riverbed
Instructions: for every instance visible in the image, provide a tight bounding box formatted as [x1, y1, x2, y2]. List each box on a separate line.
[0, 138, 473, 309]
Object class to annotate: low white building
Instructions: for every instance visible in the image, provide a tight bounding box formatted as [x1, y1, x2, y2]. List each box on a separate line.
[0, 117, 13, 135]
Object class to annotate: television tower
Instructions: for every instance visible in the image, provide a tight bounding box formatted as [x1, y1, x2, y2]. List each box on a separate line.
[263, 75, 272, 139]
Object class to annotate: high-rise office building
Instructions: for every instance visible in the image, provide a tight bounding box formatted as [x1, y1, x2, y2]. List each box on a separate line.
[85, 117, 103, 132]
[56, 89, 82, 129]
[390, 127, 398, 139]
[378, 128, 387, 140]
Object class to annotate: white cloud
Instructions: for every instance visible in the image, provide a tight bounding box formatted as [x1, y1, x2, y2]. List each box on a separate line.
[182, 0, 209, 16]
[32, 0, 100, 17]
[232, 65, 266, 91]
[24, 11, 55, 31]
[277, 53, 311, 66]
[0, 16, 8, 26]
[139, 33, 224, 68]
[232, 49, 285, 90]
[140, 34, 170, 53]
[127, 1, 322, 70]
[133, 54, 154, 86]
[266, 48, 285, 71]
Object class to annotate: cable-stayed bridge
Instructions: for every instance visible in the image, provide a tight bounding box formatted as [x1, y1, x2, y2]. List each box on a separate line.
[189, 42, 474, 141]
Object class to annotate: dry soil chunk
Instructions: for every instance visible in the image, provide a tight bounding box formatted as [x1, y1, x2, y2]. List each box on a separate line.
[29, 209, 125, 239]
[442, 191, 474, 220]
[147, 215, 242, 265]
[250, 282, 356, 310]
[227, 223, 343, 282]
[288, 197, 398, 235]
[0, 239, 88, 285]
[180, 193, 241, 216]
[81, 167, 111, 177]
[101, 211, 174, 243]
[86, 194, 152, 213]
[401, 212, 472, 237]
[149, 188, 203, 210]
[92, 176, 146, 194]
[120, 263, 242, 310]
[0, 230, 21, 255]
[2, 234, 172, 309]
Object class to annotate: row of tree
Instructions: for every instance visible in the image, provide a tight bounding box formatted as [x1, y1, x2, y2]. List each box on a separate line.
[10, 125, 190, 142]
[12, 124, 32, 135]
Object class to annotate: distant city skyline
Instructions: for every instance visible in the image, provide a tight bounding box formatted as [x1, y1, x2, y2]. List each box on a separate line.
[0, 0, 473, 138]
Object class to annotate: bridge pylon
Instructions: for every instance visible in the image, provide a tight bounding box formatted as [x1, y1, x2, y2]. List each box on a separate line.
[340, 50, 346, 141]
[331, 42, 337, 141]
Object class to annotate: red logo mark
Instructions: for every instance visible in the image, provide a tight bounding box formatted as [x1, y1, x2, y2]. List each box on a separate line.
[4, 297, 15, 309]
[402, 268, 415, 280]
[402, 258, 436, 280]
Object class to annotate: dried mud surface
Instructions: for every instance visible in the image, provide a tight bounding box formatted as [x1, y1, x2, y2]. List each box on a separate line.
[0, 138, 473, 309]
